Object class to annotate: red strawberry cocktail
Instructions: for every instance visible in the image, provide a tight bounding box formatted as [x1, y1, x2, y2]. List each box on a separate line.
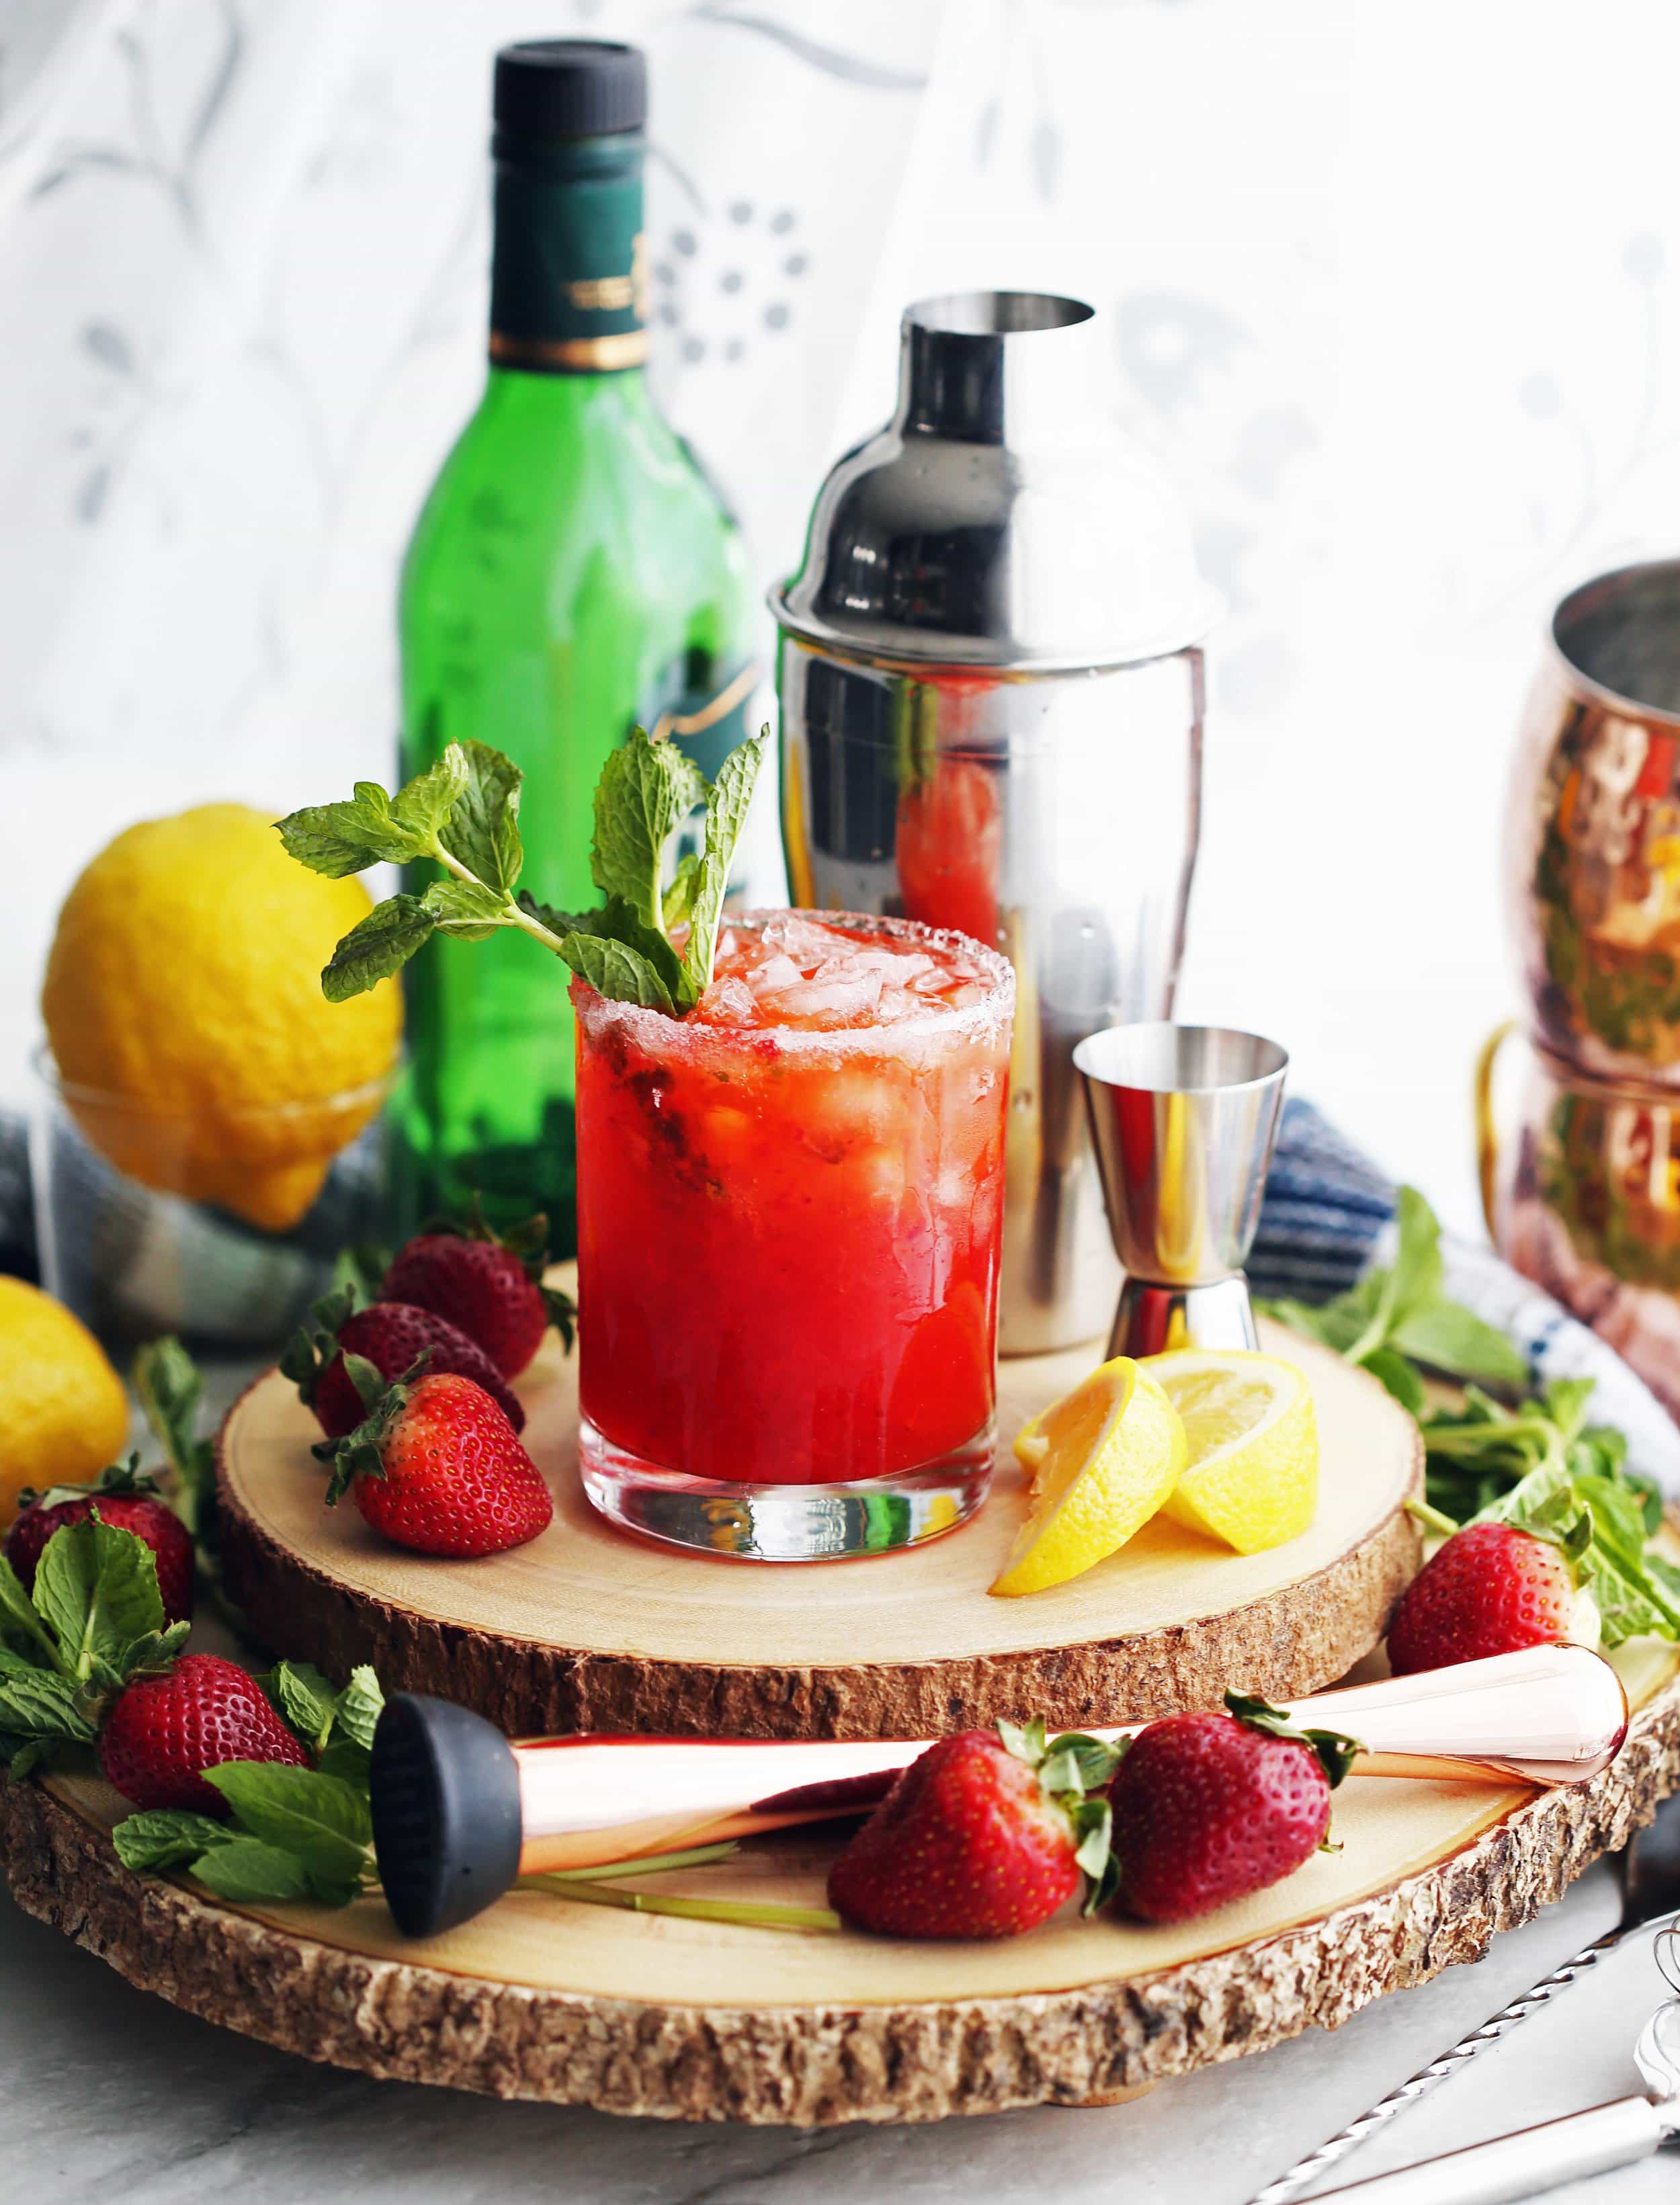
[573, 911, 1013, 1558]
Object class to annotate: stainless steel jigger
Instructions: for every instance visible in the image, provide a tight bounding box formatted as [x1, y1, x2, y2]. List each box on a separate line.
[1073, 1022, 1289, 1359]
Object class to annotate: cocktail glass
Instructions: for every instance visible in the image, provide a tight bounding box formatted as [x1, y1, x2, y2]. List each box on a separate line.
[572, 911, 1014, 1559]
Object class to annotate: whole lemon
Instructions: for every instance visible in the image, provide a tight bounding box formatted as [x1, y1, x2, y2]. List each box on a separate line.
[0, 1278, 130, 1524]
[42, 803, 401, 1233]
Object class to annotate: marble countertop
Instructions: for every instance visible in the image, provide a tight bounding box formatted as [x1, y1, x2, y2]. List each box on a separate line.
[3, 1852, 1674, 2204]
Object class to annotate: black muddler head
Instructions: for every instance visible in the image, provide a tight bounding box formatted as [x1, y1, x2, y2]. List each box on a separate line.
[370, 1693, 524, 1938]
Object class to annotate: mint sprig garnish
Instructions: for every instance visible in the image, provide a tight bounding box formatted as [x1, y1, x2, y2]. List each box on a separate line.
[276, 724, 768, 1017]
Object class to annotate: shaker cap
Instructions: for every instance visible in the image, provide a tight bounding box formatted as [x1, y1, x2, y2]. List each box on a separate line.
[773, 291, 1220, 671]
[494, 40, 646, 140]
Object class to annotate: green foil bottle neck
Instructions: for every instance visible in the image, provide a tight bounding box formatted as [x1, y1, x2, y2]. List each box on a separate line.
[489, 128, 647, 374]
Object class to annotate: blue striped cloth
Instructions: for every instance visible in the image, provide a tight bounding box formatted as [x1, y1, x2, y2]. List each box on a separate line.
[1249, 1099, 1395, 1304]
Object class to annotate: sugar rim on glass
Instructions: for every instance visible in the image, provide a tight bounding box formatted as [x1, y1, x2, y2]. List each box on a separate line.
[570, 909, 1015, 1061]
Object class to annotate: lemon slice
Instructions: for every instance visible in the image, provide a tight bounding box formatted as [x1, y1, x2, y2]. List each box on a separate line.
[989, 1358, 1186, 1597]
[1143, 1349, 1318, 1554]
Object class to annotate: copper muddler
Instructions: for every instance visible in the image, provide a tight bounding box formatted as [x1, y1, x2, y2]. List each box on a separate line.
[368, 1643, 1628, 1939]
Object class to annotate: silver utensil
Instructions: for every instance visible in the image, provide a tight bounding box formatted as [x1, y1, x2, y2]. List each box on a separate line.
[1248, 1788, 1680, 2204]
[1299, 1933, 1680, 2204]
[773, 289, 1221, 1356]
[1074, 1021, 1288, 1359]
[370, 1645, 1628, 1937]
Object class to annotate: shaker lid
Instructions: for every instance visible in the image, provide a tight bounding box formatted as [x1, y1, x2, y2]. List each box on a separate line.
[771, 292, 1221, 673]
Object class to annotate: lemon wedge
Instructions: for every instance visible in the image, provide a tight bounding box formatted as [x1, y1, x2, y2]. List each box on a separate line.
[989, 1358, 1186, 1597]
[1143, 1349, 1318, 1554]
[1011, 1409, 1050, 1479]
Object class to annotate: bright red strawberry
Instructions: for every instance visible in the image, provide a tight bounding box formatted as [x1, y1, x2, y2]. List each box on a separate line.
[827, 1724, 1114, 1940]
[1109, 1697, 1357, 1924]
[7, 1462, 194, 1624]
[317, 1369, 553, 1558]
[286, 1295, 526, 1440]
[382, 1208, 573, 1378]
[1386, 1521, 1588, 1675]
[100, 1653, 308, 1815]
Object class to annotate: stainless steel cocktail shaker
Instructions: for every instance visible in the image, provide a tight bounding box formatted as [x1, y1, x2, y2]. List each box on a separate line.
[772, 292, 1220, 1354]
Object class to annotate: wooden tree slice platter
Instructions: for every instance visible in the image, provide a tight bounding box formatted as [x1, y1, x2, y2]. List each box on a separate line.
[6, 1637, 1678, 2124]
[216, 1291, 1423, 1739]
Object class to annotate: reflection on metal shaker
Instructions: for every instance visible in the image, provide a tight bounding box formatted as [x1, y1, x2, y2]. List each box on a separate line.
[773, 291, 1220, 1351]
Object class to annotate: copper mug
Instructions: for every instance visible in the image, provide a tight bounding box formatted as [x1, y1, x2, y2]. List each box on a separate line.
[1507, 558, 1680, 1084]
[1486, 556, 1680, 1415]
[1479, 1022, 1680, 1422]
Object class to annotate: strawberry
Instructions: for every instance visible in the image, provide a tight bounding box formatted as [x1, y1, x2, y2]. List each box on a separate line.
[314, 1368, 552, 1558]
[827, 1720, 1119, 1940]
[282, 1288, 525, 1440]
[7, 1460, 194, 1624]
[1108, 1694, 1361, 1924]
[99, 1653, 309, 1815]
[1386, 1521, 1591, 1675]
[381, 1204, 575, 1379]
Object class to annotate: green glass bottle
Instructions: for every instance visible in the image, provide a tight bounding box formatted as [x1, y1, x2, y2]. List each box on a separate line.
[396, 39, 759, 1241]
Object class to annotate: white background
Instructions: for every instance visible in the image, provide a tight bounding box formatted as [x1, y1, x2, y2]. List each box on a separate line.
[5, 0, 1680, 1239]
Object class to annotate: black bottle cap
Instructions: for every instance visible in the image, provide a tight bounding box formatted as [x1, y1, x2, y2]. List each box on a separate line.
[370, 1694, 524, 1940]
[494, 40, 646, 140]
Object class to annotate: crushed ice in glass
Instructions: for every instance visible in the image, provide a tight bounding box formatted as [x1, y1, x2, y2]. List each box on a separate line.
[692, 915, 992, 1032]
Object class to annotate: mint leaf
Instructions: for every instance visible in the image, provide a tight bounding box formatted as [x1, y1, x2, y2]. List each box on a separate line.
[1361, 1345, 1427, 1417]
[265, 1660, 340, 1751]
[119, 1622, 190, 1679]
[0, 1554, 54, 1663]
[333, 1666, 384, 1753]
[560, 930, 677, 1013]
[132, 1335, 214, 1539]
[274, 800, 390, 878]
[202, 1763, 372, 1886]
[190, 1837, 312, 1905]
[321, 895, 436, 1002]
[1389, 1301, 1526, 1388]
[681, 726, 767, 1001]
[581, 893, 688, 1003]
[113, 1809, 233, 1872]
[663, 852, 701, 931]
[421, 877, 507, 940]
[388, 747, 470, 844]
[1343, 1187, 1442, 1364]
[439, 740, 524, 896]
[277, 782, 434, 874]
[1256, 1290, 1371, 1356]
[32, 1517, 164, 1683]
[591, 726, 707, 927]
[515, 891, 592, 940]
[0, 1669, 96, 1747]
